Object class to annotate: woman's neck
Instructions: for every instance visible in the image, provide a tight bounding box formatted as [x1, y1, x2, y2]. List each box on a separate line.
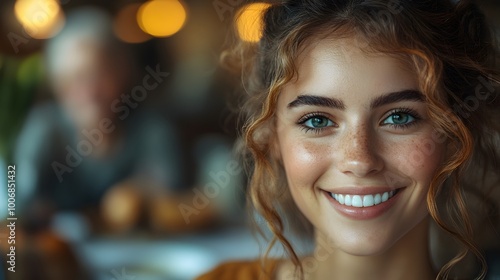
[277, 217, 436, 280]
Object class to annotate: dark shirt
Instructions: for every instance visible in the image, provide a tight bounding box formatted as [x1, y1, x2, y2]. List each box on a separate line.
[15, 102, 182, 211]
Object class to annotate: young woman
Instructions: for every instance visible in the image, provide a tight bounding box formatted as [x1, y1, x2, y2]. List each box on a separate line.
[198, 0, 500, 279]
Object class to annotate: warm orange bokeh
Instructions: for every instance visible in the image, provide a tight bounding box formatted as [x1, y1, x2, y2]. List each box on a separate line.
[137, 0, 187, 37]
[236, 2, 271, 43]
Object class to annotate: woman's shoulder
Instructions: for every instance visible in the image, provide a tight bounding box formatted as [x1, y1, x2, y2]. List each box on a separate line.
[195, 259, 280, 280]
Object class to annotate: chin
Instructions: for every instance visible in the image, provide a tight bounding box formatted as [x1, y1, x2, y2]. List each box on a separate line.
[315, 216, 405, 257]
[317, 213, 428, 257]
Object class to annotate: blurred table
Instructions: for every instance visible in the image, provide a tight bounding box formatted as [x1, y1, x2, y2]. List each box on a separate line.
[72, 227, 269, 280]
[50, 213, 500, 280]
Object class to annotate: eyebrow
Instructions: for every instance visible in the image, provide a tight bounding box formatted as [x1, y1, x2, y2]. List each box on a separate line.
[370, 90, 424, 108]
[287, 90, 424, 110]
[287, 95, 346, 109]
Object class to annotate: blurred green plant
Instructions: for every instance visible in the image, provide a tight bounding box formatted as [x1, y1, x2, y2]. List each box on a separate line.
[0, 54, 43, 162]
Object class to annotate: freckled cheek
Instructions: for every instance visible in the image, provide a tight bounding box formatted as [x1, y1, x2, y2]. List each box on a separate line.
[279, 137, 331, 188]
[388, 136, 446, 186]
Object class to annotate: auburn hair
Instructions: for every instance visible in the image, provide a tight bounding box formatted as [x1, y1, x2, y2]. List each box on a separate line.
[224, 0, 500, 278]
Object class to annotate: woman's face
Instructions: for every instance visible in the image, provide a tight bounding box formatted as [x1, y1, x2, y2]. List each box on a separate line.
[275, 37, 446, 256]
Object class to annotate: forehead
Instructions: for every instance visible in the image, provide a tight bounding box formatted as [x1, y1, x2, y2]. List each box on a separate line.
[280, 36, 419, 104]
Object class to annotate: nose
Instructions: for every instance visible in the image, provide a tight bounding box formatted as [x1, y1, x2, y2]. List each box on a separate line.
[336, 125, 384, 177]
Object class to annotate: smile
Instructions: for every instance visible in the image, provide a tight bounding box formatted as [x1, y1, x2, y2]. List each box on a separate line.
[324, 188, 403, 220]
[329, 190, 398, 208]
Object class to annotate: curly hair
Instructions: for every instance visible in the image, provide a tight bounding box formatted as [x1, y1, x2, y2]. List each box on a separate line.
[224, 0, 500, 278]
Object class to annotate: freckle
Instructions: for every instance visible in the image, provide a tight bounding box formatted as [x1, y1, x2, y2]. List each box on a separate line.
[302, 141, 326, 161]
[343, 128, 370, 157]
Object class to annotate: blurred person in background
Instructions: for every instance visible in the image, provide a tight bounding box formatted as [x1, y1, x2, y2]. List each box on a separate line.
[14, 7, 183, 233]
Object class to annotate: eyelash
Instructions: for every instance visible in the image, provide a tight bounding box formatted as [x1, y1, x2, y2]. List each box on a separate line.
[297, 108, 422, 134]
[382, 108, 421, 129]
[297, 112, 334, 134]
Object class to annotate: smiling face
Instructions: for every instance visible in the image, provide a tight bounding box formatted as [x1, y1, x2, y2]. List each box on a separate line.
[275, 37, 446, 256]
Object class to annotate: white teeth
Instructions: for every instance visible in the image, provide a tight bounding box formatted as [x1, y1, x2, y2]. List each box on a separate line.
[330, 190, 397, 208]
[363, 195, 374, 207]
[352, 195, 363, 207]
[344, 195, 352, 206]
[381, 192, 389, 202]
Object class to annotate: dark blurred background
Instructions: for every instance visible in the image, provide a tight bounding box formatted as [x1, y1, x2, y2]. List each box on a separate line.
[0, 0, 499, 279]
[0, 0, 272, 279]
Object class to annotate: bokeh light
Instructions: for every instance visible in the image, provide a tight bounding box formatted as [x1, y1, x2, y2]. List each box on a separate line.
[114, 3, 152, 43]
[14, 0, 65, 39]
[235, 2, 271, 43]
[137, 0, 187, 38]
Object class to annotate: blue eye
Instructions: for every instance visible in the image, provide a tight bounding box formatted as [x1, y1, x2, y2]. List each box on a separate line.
[302, 116, 334, 129]
[382, 110, 418, 127]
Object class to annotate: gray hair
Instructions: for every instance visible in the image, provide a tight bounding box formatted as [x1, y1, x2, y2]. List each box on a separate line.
[44, 7, 125, 76]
